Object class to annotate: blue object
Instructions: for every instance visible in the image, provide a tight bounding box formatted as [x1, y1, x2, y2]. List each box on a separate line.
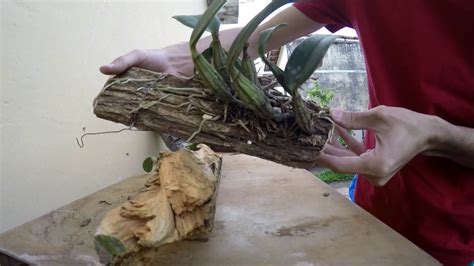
[348, 175, 357, 202]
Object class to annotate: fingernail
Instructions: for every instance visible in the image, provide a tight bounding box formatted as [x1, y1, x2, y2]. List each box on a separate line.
[330, 109, 342, 120]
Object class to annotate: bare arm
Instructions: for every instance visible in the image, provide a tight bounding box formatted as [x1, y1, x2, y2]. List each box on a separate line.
[247, 6, 324, 58]
[100, 5, 324, 76]
[425, 116, 474, 168]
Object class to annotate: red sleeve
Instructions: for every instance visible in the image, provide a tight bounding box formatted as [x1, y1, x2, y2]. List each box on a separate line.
[293, 0, 352, 33]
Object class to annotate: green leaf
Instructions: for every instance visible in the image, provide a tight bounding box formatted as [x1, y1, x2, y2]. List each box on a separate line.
[227, 0, 294, 71]
[142, 157, 155, 173]
[229, 66, 275, 121]
[241, 43, 259, 84]
[173, 15, 200, 30]
[292, 91, 314, 134]
[315, 170, 354, 184]
[194, 53, 236, 101]
[207, 15, 222, 34]
[284, 34, 339, 93]
[173, 14, 221, 34]
[211, 35, 231, 84]
[186, 143, 200, 151]
[307, 83, 334, 107]
[257, 24, 288, 93]
[189, 0, 227, 52]
[202, 45, 213, 63]
[94, 235, 128, 264]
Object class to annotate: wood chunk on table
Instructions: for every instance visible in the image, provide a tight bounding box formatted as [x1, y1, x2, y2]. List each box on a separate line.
[94, 144, 222, 265]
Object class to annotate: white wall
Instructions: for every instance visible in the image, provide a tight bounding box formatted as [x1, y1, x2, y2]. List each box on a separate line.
[1, 0, 207, 233]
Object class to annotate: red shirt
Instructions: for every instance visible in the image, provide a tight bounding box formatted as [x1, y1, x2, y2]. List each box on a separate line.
[294, 1, 474, 265]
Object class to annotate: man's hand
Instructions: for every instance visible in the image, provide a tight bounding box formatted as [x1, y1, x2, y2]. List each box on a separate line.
[99, 45, 194, 77]
[317, 105, 474, 186]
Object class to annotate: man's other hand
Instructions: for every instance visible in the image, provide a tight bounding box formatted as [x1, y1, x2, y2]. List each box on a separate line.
[317, 106, 439, 186]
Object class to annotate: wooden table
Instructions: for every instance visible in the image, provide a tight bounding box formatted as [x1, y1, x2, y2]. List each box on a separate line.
[0, 154, 439, 265]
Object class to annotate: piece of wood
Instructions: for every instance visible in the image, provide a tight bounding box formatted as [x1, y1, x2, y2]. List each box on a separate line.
[0, 154, 440, 265]
[94, 144, 222, 265]
[93, 67, 333, 169]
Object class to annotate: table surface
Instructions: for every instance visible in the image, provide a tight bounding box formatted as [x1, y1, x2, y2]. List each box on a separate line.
[0, 154, 439, 265]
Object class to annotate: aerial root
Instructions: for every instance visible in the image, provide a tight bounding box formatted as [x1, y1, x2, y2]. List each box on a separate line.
[186, 115, 221, 142]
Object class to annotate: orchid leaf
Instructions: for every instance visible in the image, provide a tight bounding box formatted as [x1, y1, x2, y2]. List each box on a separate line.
[257, 24, 288, 93]
[284, 34, 339, 93]
[189, 0, 226, 51]
[241, 43, 259, 84]
[202, 46, 213, 63]
[172, 14, 221, 34]
[227, 0, 295, 70]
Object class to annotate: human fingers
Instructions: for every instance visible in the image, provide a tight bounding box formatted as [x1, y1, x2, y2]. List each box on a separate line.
[100, 49, 148, 75]
[335, 125, 366, 155]
[330, 108, 384, 131]
[317, 151, 397, 187]
[317, 152, 366, 174]
[323, 144, 356, 157]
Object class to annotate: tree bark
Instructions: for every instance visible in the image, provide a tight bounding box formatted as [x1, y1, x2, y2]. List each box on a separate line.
[94, 145, 222, 265]
[93, 67, 333, 169]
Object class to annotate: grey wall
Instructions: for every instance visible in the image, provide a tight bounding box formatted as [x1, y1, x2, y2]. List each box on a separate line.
[207, 0, 239, 24]
[286, 38, 368, 112]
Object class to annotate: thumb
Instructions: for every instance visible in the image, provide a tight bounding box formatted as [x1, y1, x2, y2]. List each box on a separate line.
[100, 49, 147, 75]
[330, 109, 378, 130]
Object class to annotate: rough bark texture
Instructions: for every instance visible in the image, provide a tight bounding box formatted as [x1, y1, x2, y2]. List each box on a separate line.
[93, 67, 333, 168]
[94, 145, 222, 265]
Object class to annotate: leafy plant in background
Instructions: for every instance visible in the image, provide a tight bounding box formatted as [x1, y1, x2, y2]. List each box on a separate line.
[315, 169, 353, 184]
[307, 83, 357, 147]
[307, 83, 334, 108]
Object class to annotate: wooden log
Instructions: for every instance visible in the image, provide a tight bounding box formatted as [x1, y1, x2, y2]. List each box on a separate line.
[94, 144, 222, 265]
[93, 67, 334, 169]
